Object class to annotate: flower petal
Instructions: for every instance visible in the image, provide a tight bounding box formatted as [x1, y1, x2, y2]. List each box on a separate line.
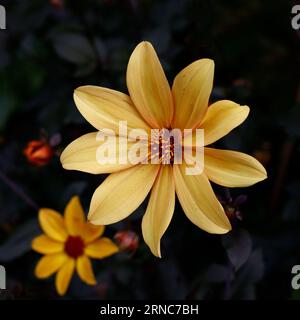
[85, 238, 119, 259]
[82, 223, 105, 244]
[39, 209, 68, 242]
[126, 41, 173, 128]
[74, 86, 150, 133]
[55, 257, 75, 296]
[200, 100, 250, 145]
[64, 196, 85, 236]
[204, 147, 267, 187]
[173, 163, 231, 234]
[76, 255, 97, 285]
[88, 164, 160, 225]
[172, 59, 214, 130]
[32, 235, 64, 254]
[60, 132, 135, 174]
[34, 253, 68, 279]
[142, 166, 175, 257]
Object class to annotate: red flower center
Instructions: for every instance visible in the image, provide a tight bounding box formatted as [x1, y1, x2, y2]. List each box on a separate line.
[64, 236, 85, 258]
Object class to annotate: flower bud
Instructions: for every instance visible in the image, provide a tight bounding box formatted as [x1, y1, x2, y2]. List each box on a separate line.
[24, 140, 54, 166]
[114, 230, 139, 252]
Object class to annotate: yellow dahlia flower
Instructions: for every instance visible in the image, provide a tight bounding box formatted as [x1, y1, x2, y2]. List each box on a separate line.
[32, 196, 118, 296]
[60, 41, 267, 258]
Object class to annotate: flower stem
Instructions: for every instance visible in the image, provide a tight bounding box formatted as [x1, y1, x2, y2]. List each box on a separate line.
[0, 170, 39, 211]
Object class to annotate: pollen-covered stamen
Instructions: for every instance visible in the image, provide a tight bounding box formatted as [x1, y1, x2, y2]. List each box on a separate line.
[149, 129, 179, 165]
[64, 236, 85, 258]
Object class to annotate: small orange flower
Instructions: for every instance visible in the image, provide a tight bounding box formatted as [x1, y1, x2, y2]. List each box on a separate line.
[114, 230, 139, 252]
[32, 196, 119, 296]
[24, 140, 53, 166]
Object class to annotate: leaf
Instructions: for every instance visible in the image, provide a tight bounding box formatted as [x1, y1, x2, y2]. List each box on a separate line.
[0, 219, 40, 262]
[93, 37, 107, 64]
[200, 264, 234, 283]
[238, 249, 264, 284]
[0, 79, 18, 131]
[62, 181, 88, 206]
[0, 34, 9, 68]
[158, 260, 187, 299]
[222, 228, 252, 271]
[53, 33, 96, 65]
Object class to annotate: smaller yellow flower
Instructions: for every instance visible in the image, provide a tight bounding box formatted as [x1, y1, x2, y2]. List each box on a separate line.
[32, 196, 119, 296]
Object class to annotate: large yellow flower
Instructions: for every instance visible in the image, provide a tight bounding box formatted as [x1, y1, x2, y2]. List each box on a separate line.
[60, 42, 267, 258]
[32, 196, 118, 295]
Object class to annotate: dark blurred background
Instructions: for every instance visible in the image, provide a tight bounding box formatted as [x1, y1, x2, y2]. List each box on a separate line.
[0, 0, 299, 299]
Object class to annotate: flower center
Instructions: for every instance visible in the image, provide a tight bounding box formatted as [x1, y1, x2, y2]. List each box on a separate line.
[150, 129, 179, 165]
[64, 236, 85, 258]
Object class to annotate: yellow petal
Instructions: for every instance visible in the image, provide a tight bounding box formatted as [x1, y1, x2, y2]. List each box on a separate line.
[85, 238, 119, 259]
[76, 255, 97, 285]
[60, 132, 135, 174]
[126, 41, 173, 128]
[200, 100, 250, 145]
[34, 253, 68, 279]
[82, 223, 105, 244]
[88, 164, 160, 225]
[172, 59, 214, 130]
[74, 86, 150, 133]
[55, 257, 75, 296]
[39, 209, 68, 242]
[173, 163, 231, 234]
[204, 147, 267, 187]
[64, 196, 85, 236]
[32, 235, 64, 254]
[142, 166, 175, 258]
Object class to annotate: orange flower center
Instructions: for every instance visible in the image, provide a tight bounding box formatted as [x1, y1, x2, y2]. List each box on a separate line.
[64, 236, 85, 258]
